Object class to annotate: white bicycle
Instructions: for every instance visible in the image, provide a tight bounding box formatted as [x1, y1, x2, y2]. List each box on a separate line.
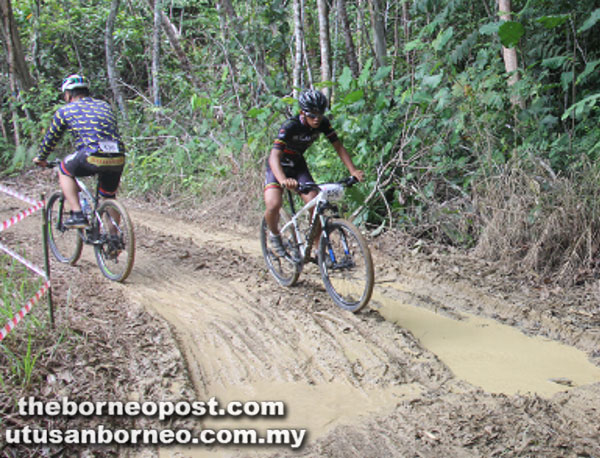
[260, 177, 374, 312]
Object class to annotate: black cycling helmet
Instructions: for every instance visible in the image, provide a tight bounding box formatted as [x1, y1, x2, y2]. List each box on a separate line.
[298, 89, 328, 114]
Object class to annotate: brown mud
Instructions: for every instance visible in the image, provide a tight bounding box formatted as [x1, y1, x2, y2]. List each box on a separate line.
[1, 169, 599, 457]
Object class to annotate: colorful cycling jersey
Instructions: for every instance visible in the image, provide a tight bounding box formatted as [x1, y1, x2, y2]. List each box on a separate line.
[273, 114, 339, 156]
[38, 97, 124, 160]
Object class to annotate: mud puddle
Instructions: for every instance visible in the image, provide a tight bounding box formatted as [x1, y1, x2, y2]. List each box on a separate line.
[374, 284, 600, 397]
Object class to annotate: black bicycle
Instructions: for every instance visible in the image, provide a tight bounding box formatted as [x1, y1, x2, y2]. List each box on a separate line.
[45, 160, 135, 282]
[260, 177, 374, 312]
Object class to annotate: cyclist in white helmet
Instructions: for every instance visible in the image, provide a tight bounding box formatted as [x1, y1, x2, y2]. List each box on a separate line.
[33, 74, 126, 228]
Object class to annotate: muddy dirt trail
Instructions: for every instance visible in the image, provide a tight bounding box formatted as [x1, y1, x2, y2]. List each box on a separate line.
[2, 173, 600, 457]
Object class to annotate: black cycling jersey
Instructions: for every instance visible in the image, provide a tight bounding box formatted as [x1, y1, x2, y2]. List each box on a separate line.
[273, 114, 339, 156]
[264, 114, 340, 190]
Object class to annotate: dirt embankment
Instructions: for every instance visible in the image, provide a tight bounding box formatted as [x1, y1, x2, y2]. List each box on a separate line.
[1, 170, 599, 457]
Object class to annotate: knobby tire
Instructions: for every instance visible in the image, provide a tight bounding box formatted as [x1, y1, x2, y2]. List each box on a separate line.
[318, 218, 374, 312]
[260, 208, 301, 287]
[94, 199, 135, 282]
[46, 191, 83, 265]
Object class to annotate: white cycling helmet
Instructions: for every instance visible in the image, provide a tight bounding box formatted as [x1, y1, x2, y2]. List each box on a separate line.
[61, 74, 89, 93]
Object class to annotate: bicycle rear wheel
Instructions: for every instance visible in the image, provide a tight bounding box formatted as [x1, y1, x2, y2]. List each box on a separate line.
[46, 191, 83, 264]
[93, 199, 135, 282]
[260, 209, 301, 287]
[318, 219, 374, 312]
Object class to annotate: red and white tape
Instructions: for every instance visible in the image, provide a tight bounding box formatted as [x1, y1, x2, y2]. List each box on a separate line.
[0, 184, 51, 342]
[0, 201, 44, 232]
[0, 184, 41, 206]
[0, 281, 50, 342]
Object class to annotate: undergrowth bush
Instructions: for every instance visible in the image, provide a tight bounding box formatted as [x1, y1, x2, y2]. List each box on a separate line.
[473, 156, 600, 285]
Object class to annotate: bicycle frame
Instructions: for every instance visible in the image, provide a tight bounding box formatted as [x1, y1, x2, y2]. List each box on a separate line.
[280, 186, 338, 264]
[51, 164, 107, 247]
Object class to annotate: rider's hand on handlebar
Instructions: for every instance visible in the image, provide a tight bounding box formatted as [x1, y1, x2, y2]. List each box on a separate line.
[33, 156, 48, 168]
[351, 169, 365, 182]
[281, 178, 299, 190]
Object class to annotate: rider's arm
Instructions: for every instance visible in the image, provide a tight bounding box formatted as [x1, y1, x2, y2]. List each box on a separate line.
[36, 109, 68, 162]
[268, 147, 288, 184]
[332, 140, 364, 182]
[268, 147, 298, 189]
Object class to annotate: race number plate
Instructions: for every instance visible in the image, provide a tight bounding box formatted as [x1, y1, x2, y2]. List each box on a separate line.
[98, 141, 120, 153]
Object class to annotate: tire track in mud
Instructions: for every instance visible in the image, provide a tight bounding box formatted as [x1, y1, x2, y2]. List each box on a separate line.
[120, 207, 600, 458]
[3, 181, 600, 457]
[120, 209, 458, 450]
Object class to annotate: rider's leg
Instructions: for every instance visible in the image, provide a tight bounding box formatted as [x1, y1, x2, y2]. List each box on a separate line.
[300, 190, 320, 259]
[264, 185, 283, 235]
[58, 170, 82, 212]
[98, 171, 123, 236]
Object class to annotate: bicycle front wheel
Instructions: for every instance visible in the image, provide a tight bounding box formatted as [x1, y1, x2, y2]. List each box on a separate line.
[260, 209, 301, 287]
[46, 191, 83, 265]
[318, 219, 374, 312]
[93, 199, 135, 282]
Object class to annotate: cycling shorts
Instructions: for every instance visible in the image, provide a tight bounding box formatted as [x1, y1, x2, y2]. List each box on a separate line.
[60, 151, 125, 197]
[264, 154, 315, 191]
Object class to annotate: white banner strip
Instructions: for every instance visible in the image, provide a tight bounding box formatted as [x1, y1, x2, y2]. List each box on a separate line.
[0, 241, 47, 279]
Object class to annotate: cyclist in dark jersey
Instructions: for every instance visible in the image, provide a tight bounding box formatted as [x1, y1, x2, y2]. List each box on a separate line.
[33, 74, 125, 228]
[264, 89, 364, 256]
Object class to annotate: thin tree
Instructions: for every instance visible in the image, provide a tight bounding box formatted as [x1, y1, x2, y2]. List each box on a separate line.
[151, 0, 161, 107]
[337, 0, 359, 78]
[498, 0, 524, 108]
[106, 0, 127, 120]
[317, 0, 331, 98]
[369, 0, 387, 67]
[292, 0, 304, 96]
[0, 0, 33, 145]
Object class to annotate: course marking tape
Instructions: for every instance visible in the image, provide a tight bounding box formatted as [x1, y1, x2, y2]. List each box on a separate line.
[0, 241, 47, 279]
[0, 184, 41, 206]
[0, 281, 50, 342]
[0, 201, 44, 232]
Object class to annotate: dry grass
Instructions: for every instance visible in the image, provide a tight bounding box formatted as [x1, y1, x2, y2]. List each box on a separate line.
[473, 158, 600, 285]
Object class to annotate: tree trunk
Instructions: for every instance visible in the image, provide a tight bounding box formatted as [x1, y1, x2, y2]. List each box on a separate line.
[105, 0, 127, 120]
[498, 0, 524, 107]
[159, 9, 200, 88]
[151, 0, 161, 107]
[216, 0, 237, 76]
[337, 0, 359, 78]
[144, 0, 199, 89]
[403, 0, 414, 88]
[356, 0, 374, 68]
[317, 0, 331, 97]
[369, 0, 387, 67]
[0, 0, 33, 91]
[30, 0, 41, 78]
[292, 0, 304, 96]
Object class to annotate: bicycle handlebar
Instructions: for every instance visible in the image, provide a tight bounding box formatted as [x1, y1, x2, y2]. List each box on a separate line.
[43, 159, 61, 169]
[296, 176, 359, 195]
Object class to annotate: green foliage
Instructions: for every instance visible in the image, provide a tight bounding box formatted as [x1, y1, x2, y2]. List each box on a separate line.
[1, 0, 599, 256]
[0, 254, 46, 387]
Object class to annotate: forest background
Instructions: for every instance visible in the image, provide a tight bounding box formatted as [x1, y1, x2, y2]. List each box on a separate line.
[1, 0, 600, 284]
